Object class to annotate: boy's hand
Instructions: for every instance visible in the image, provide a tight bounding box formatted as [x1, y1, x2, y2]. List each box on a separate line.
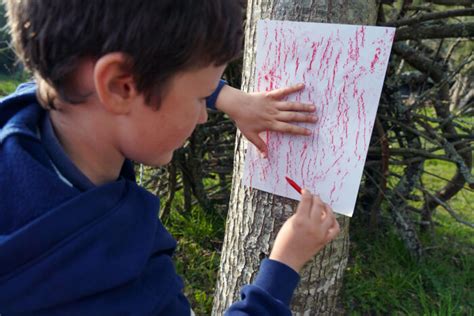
[215, 84, 317, 158]
[269, 190, 340, 273]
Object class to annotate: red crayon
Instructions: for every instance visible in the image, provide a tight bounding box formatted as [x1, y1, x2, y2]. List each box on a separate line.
[285, 176, 302, 194]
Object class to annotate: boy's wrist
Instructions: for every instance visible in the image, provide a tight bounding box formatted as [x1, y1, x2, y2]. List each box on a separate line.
[269, 253, 303, 273]
[253, 258, 300, 305]
[206, 79, 227, 110]
[214, 84, 246, 116]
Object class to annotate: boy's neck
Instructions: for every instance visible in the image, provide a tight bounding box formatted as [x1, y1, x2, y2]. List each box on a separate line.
[49, 105, 125, 187]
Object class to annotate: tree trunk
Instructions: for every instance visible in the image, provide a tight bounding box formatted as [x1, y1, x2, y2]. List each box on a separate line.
[213, 1, 378, 315]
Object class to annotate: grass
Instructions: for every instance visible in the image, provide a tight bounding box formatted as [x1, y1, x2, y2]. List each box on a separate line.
[162, 198, 225, 315]
[162, 159, 473, 315]
[0, 74, 28, 96]
[343, 157, 473, 315]
[343, 222, 473, 315]
[162, 168, 473, 315]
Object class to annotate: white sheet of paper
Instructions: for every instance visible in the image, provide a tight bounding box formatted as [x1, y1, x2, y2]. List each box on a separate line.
[243, 20, 395, 217]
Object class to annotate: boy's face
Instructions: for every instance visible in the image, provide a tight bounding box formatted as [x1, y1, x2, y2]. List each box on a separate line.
[118, 64, 226, 166]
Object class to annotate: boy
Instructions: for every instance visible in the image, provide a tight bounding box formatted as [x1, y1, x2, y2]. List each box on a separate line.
[0, 1, 339, 315]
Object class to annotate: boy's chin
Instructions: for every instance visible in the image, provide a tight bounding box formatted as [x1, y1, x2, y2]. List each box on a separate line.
[146, 152, 174, 167]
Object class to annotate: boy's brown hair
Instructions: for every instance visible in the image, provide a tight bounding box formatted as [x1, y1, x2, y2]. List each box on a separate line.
[3, 0, 243, 109]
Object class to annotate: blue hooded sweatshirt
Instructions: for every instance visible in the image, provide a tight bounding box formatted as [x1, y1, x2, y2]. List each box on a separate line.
[0, 82, 299, 315]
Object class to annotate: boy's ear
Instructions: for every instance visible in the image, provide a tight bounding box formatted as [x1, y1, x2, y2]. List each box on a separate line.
[93, 53, 139, 115]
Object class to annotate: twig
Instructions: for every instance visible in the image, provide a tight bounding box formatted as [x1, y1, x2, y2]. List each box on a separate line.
[404, 6, 433, 12]
[379, 114, 443, 147]
[392, 42, 445, 81]
[426, 0, 473, 7]
[395, 22, 474, 41]
[444, 38, 463, 65]
[408, 54, 473, 112]
[381, 8, 474, 27]
[415, 118, 473, 185]
[369, 146, 454, 162]
[415, 184, 474, 229]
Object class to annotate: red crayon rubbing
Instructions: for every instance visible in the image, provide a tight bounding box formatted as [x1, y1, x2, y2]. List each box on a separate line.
[285, 176, 302, 194]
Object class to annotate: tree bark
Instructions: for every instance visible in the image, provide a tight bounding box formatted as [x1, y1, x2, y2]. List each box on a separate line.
[213, 1, 378, 315]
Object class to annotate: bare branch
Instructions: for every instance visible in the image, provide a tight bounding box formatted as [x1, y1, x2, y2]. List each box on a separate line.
[392, 42, 445, 81]
[369, 147, 455, 162]
[379, 0, 396, 4]
[381, 8, 474, 27]
[415, 184, 474, 228]
[404, 6, 434, 12]
[426, 0, 473, 7]
[379, 114, 444, 147]
[444, 38, 463, 64]
[416, 118, 473, 185]
[395, 22, 474, 41]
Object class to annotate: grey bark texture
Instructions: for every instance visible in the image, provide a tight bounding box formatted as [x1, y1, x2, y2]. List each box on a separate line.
[212, 1, 378, 315]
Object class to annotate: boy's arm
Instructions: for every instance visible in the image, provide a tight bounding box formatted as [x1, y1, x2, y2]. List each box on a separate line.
[212, 82, 318, 158]
[224, 259, 299, 315]
[224, 191, 340, 315]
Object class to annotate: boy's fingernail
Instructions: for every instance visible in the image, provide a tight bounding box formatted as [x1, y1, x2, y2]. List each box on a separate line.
[306, 130, 312, 135]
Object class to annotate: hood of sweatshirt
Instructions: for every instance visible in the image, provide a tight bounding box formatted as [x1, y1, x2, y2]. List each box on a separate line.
[0, 83, 185, 315]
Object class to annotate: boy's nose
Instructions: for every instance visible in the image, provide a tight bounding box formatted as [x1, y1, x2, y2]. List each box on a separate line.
[198, 105, 208, 124]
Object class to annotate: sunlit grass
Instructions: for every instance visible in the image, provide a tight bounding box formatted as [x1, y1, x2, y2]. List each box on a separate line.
[343, 157, 473, 315]
[0, 74, 20, 96]
[162, 193, 225, 315]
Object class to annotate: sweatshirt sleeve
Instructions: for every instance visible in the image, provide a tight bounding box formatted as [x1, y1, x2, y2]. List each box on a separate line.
[224, 259, 300, 316]
[206, 79, 227, 110]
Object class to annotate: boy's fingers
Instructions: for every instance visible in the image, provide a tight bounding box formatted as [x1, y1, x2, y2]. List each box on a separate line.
[321, 203, 333, 220]
[276, 101, 316, 112]
[246, 133, 268, 158]
[320, 211, 334, 232]
[327, 219, 340, 240]
[267, 83, 305, 99]
[322, 204, 335, 223]
[272, 121, 312, 136]
[296, 189, 313, 218]
[309, 195, 325, 221]
[276, 111, 318, 123]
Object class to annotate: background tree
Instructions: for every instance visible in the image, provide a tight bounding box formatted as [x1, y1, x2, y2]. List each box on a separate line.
[212, 1, 378, 315]
[0, 4, 16, 75]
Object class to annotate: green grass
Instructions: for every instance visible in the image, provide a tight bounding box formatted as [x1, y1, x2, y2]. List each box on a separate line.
[343, 157, 473, 315]
[342, 225, 473, 315]
[0, 73, 23, 95]
[162, 196, 225, 315]
[424, 159, 474, 245]
[160, 159, 473, 315]
[163, 173, 473, 315]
